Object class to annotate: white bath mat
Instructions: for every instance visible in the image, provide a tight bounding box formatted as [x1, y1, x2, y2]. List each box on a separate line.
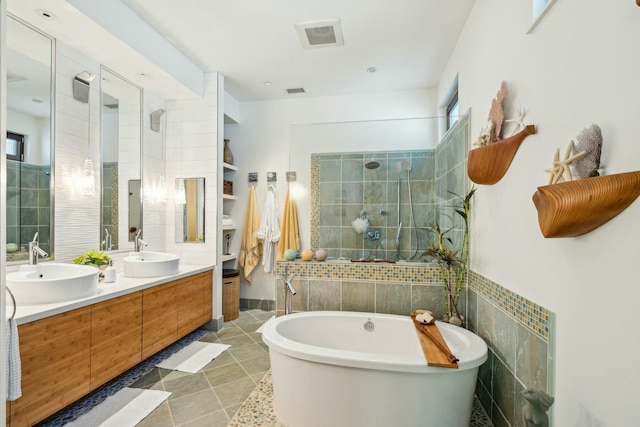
[256, 316, 275, 333]
[156, 341, 230, 373]
[66, 387, 170, 427]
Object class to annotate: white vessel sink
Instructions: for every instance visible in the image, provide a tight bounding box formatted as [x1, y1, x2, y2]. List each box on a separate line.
[123, 251, 180, 278]
[7, 263, 100, 305]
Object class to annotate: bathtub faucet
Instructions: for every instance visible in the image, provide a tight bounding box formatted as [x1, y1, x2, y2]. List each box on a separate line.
[280, 268, 297, 315]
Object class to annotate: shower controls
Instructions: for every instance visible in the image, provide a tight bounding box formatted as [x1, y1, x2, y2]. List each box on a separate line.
[364, 228, 381, 241]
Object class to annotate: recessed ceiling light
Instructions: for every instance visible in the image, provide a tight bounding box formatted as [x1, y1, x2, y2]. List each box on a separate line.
[138, 73, 149, 78]
[367, 67, 377, 73]
[35, 9, 56, 20]
[264, 81, 272, 86]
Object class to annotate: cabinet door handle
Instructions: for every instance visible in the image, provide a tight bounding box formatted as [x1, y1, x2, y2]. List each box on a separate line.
[224, 280, 234, 285]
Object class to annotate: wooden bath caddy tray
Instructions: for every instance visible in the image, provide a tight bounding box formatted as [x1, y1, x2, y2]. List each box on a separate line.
[410, 314, 458, 369]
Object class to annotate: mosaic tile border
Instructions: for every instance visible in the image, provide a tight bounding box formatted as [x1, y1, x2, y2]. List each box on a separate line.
[469, 270, 551, 340]
[310, 154, 320, 251]
[275, 260, 443, 284]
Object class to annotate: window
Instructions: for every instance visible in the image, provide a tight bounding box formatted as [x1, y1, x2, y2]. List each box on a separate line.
[446, 91, 459, 131]
[6, 132, 25, 161]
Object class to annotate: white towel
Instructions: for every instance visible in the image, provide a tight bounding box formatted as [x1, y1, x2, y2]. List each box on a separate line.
[5, 318, 21, 401]
[257, 185, 280, 273]
[156, 342, 230, 373]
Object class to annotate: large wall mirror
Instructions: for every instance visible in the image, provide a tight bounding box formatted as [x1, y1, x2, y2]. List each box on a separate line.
[100, 67, 142, 251]
[175, 178, 205, 243]
[5, 15, 54, 262]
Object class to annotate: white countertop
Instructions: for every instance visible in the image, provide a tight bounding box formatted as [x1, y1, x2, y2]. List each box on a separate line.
[7, 263, 214, 325]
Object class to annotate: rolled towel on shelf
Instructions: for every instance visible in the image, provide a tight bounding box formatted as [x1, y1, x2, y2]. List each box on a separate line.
[222, 218, 235, 226]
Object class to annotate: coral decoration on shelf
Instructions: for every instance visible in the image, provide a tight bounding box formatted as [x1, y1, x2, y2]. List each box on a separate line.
[467, 125, 536, 185]
[532, 171, 640, 238]
[571, 124, 603, 179]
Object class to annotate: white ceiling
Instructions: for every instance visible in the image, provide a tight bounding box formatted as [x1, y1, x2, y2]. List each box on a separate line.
[7, 0, 475, 103]
[121, 0, 475, 101]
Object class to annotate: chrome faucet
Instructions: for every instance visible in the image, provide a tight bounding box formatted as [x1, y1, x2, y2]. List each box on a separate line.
[279, 266, 297, 315]
[102, 228, 112, 251]
[28, 232, 49, 265]
[134, 229, 148, 252]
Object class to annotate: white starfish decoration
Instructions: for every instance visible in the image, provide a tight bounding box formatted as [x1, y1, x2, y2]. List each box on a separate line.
[544, 141, 587, 185]
[504, 106, 529, 136]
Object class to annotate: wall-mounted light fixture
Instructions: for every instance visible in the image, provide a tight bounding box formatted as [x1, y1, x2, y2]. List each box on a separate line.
[72, 71, 94, 103]
[146, 109, 167, 203]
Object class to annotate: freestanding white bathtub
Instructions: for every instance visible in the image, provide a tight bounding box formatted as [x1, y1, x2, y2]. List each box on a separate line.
[262, 311, 488, 427]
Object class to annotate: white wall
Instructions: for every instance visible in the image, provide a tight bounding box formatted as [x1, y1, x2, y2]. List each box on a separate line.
[438, 0, 640, 424]
[54, 42, 101, 261]
[226, 89, 437, 301]
[6, 108, 48, 165]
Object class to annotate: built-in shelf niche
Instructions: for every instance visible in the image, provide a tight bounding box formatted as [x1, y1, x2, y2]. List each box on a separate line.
[467, 125, 536, 185]
[532, 171, 640, 237]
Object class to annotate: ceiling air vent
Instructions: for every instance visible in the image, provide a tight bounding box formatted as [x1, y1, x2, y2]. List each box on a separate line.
[286, 88, 306, 94]
[295, 19, 344, 49]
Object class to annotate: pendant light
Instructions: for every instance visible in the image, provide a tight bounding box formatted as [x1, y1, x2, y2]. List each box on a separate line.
[73, 71, 96, 195]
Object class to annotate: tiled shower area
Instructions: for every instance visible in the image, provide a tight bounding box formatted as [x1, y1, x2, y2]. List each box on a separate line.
[6, 159, 51, 260]
[310, 114, 469, 261]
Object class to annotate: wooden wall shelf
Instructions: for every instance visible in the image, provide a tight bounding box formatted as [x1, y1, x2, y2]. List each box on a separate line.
[467, 125, 536, 185]
[532, 171, 640, 237]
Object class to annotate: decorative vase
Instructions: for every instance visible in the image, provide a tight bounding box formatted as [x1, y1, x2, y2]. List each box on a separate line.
[223, 139, 234, 165]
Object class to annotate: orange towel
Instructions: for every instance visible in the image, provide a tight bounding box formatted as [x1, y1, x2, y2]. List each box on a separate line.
[277, 188, 300, 259]
[239, 186, 262, 283]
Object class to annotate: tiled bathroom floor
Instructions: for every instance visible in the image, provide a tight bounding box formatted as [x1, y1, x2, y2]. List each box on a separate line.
[41, 309, 492, 426]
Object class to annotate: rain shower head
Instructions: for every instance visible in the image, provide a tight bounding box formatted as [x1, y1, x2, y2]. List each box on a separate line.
[365, 160, 380, 169]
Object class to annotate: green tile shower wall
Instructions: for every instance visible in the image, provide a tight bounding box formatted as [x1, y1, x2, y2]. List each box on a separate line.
[101, 162, 119, 249]
[6, 160, 51, 256]
[311, 150, 436, 261]
[274, 261, 555, 427]
[309, 114, 471, 263]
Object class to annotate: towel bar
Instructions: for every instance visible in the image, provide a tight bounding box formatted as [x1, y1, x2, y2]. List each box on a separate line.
[6, 286, 17, 320]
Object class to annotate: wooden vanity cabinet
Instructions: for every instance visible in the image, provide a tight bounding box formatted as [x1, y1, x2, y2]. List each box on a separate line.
[202, 271, 213, 324]
[91, 292, 143, 389]
[9, 307, 92, 427]
[142, 271, 213, 357]
[142, 281, 178, 359]
[6, 270, 213, 426]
